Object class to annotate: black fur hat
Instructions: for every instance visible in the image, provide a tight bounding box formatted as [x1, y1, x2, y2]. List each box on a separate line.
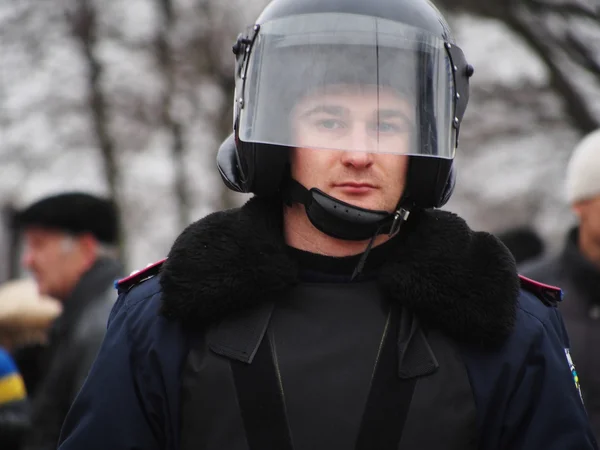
[13, 192, 119, 244]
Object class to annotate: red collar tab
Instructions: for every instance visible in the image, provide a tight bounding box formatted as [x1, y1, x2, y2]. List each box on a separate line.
[115, 258, 167, 293]
[519, 275, 563, 306]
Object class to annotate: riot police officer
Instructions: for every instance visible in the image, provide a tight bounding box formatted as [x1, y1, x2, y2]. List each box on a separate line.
[58, 0, 596, 449]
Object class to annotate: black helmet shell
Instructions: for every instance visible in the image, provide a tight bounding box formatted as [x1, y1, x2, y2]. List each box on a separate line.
[219, 0, 473, 212]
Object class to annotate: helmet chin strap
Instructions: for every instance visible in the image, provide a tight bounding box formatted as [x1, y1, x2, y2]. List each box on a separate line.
[283, 178, 410, 279]
[283, 178, 410, 241]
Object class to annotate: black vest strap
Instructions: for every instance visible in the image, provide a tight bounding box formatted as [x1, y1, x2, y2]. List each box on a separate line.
[356, 309, 417, 449]
[231, 308, 416, 450]
[230, 333, 294, 450]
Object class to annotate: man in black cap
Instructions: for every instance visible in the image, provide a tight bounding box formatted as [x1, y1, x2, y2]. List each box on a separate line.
[11, 192, 123, 450]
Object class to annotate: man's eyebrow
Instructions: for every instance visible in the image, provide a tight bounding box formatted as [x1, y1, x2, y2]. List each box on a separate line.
[299, 105, 348, 117]
[376, 109, 413, 121]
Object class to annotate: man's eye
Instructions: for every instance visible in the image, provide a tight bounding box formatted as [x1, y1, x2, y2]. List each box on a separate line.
[372, 121, 410, 133]
[316, 119, 344, 130]
[378, 122, 398, 132]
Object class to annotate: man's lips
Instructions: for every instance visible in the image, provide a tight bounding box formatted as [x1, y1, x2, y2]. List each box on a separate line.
[333, 182, 378, 194]
[335, 182, 378, 188]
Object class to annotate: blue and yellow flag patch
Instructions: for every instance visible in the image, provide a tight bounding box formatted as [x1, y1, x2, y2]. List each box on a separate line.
[565, 348, 583, 403]
[0, 348, 27, 405]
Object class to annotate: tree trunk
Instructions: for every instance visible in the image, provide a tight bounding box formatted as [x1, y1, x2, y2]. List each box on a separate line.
[156, 0, 192, 229]
[66, 0, 128, 264]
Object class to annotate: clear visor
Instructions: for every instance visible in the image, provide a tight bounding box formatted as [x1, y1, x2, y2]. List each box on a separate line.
[238, 13, 456, 158]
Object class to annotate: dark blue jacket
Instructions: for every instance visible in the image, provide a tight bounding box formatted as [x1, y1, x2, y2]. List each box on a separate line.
[520, 227, 600, 437]
[57, 199, 597, 450]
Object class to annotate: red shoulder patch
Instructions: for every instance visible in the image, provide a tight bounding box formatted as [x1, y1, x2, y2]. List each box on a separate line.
[116, 258, 167, 292]
[518, 275, 563, 305]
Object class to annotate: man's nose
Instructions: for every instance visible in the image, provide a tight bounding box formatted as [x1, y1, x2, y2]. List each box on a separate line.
[341, 150, 374, 168]
[340, 126, 375, 168]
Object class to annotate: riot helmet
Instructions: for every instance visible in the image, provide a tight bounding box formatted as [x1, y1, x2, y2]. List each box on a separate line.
[218, 0, 474, 241]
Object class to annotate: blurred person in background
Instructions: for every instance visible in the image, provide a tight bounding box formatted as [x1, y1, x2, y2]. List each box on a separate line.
[11, 192, 123, 450]
[497, 226, 545, 265]
[522, 129, 600, 436]
[0, 347, 28, 450]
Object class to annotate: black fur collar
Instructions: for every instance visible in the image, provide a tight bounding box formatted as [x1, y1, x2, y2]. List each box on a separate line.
[160, 196, 519, 347]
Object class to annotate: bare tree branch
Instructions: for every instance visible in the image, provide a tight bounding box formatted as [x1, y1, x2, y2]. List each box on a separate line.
[525, 0, 599, 20]
[537, 27, 600, 94]
[565, 30, 600, 76]
[102, 27, 152, 52]
[457, 83, 569, 148]
[435, 0, 600, 133]
[192, 0, 236, 139]
[155, 0, 191, 229]
[503, 11, 599, 133]
[186, 0, 243, 208]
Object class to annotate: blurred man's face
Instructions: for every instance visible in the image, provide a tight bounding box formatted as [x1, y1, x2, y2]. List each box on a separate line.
[290, 85, 412, 213]
[21, 228, 90, 300]
[577, 196, 600, 241]
[574, 195, 600, 268]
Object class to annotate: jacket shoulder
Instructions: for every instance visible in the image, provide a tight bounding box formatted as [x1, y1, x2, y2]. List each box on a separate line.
[107, 274, 186, 379]
[461, 287, 595, 449]
[115, 259, 166, 294]
[461, 285, 568, 380]
[516, 274, 564, 334]
[515, 282, 568, 349]
[518, 274, 563, 306]
[108, 273, 163, 332]
[56, 276, 186, 450]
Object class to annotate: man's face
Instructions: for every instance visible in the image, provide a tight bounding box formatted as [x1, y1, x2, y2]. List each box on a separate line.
[21, 228, 88, 300]
[290, 85, 412, 212]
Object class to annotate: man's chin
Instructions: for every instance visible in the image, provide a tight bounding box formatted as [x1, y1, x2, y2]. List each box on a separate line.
[37, 286, 49, 297]
[333, 195, 388, 212]
[33, 280, 50, 297]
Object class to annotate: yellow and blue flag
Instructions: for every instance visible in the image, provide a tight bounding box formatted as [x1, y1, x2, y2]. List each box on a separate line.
[0, 348, 27, 405]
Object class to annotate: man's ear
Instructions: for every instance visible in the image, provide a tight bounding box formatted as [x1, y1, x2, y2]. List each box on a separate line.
[75, 233, 99, 266]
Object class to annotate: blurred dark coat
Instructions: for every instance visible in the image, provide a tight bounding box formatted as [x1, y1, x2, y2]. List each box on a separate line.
[20, 257, 122, 450]
[521, 227, 600, 437]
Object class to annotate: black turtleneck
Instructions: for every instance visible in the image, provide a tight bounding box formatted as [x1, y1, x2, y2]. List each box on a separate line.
[286, 233, 403, 283]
